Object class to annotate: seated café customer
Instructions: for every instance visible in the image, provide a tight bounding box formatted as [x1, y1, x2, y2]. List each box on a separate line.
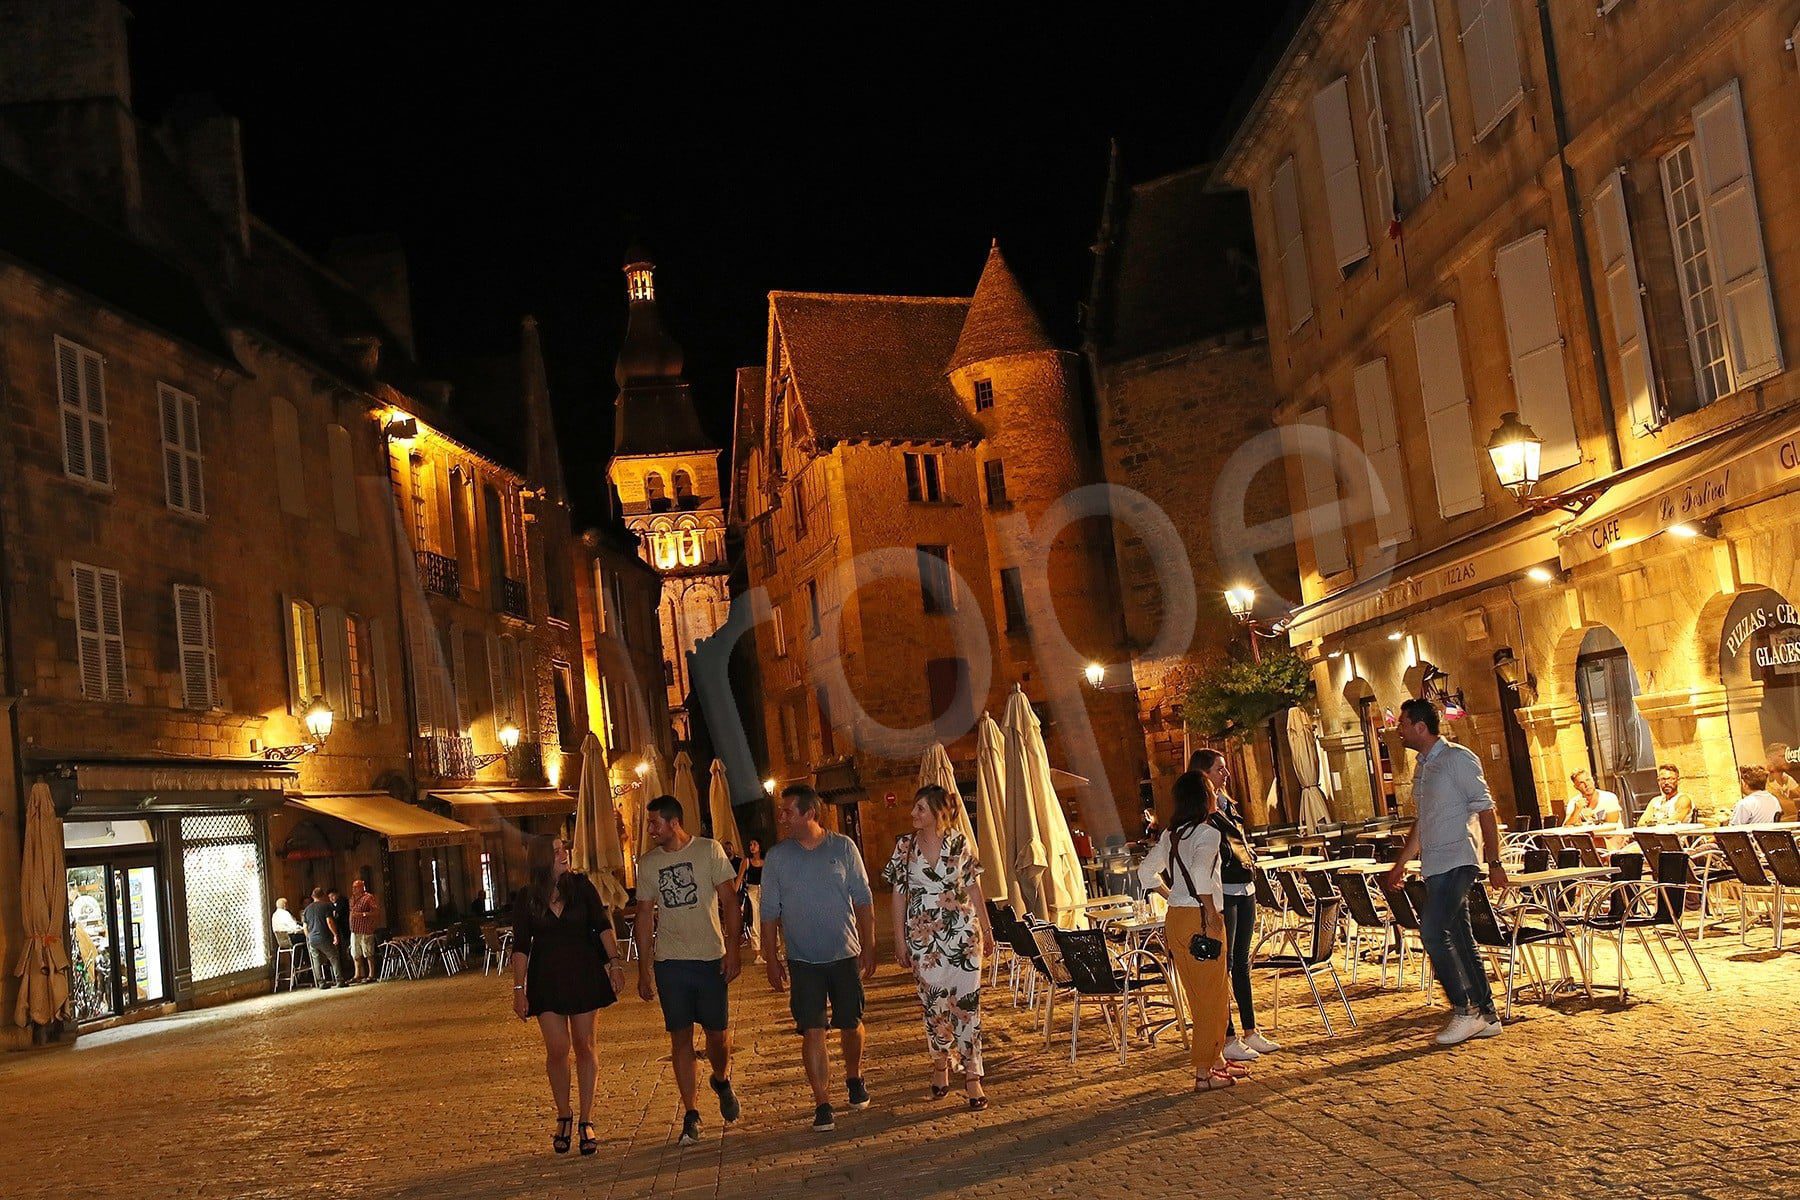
[1564, 769, 1622, 828]
[271, 897, 303, 940]
[1637, 764, 1697, 827]
[1764, 745, 1800, 820]
[1730, 765, 1782, 827]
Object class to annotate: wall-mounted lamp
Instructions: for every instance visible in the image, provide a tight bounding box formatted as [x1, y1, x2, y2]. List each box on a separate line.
[264, 696, 334, 761]
[1485, 411, 1607, 514]
[467, 722, 521, 771]
[1667, 518, 1721, 541]
[762, 777, 777, 796]
[383, 415, 419, 443]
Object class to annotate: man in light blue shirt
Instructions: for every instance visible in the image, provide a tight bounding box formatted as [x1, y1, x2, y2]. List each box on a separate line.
[1385, 698, 1507, 1047]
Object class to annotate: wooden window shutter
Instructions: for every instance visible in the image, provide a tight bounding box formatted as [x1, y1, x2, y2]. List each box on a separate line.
[1592, 169, 1661, 434]
[1494, 230, 1581, 474]
[1291, 408, 1350, 577]
[174, 584, 218, 710]
[1691, 78, 1783, 386]
[159, 386, 204, 517]
[450, 623, 470, 733]
[1270, 157, 1314, 333]
[273, 398, 307, 515]
[1406, 0, 1456, 179]
[1358, 39, 1394, 230]
[1351, 359, 1414, 548]
[368, 617, 393, 724]
[327, 424, 359, 536]
[73, 563, 107, 700]
[57, 339, 111, 486]
[1456, 0, 1524, 139]
[1313, 77, 1370, 271]
[486, 633, 506, 732]
[319, 604, 351, 720]
[1412, 303, 1485, 518]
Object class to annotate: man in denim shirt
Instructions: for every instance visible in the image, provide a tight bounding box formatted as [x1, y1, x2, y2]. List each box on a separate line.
[1385, 698, 1507, 1046]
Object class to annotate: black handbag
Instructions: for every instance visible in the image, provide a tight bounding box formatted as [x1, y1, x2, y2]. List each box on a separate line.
[1166, 827, 1224, 963]
[1209, 809, 1256, 885]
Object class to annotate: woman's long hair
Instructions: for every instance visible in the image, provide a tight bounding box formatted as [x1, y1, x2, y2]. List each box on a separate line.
[524, 834, 576, 918]
[914, 785, 959, 833]
[1169, 771, 1216, 834]
[1187, 748, 1225, 776]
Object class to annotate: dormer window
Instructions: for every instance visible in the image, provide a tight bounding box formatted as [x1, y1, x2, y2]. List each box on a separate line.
[974, 379, 994, 411]
[627, 267, 654, 302]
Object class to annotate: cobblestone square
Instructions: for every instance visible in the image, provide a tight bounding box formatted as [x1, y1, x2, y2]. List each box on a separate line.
[5, 913, 1799, 1199]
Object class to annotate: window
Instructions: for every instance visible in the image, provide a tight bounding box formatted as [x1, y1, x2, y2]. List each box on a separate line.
[772, 603, 788, 657]
[1661, 144, 1731, 408]
[410, 455, 436, 551]
[271, 397, 305, 515]
[611, 574, 630, 646]
[903, 452, 943, 502]
[551, 662, 576, 750]
[56, 338, 111, 487]
[599, 676, 622, 750]
[286, 598, 322, 710]
[918, 545, 954, 614]
[974, 379, 994, 411]
[1000, 567, 1028, 632]
[815, 684, 835, 758]
[1412, 304, 1484, 518]
[792, 473, 810, 537]
[1313, 77, 1370, 272]
[925, 658, 974, 735]
[1357, 38, 1395, 227]
[758, 519, 776, 570]
[158, 385, 205, 517]
[173, 585, 218, 710]
[327, 424, 358, 535]
[777, 699, 801, 763]
[662, 658, 675, 688]
[1494, 230, 1579, 473]
[592, 562, 610, 633]
[72, 562, 126, 702]
[1404, 1, 1455, 185]
[1350, 359, 1413, 549]
[804, 578, 822, 638]
[1270, 157, 1312, 333]
[1290, 408, 1349, 577]
[1592, 170, 1661, 434]
[1455, 0, 1524, 140]
[344, 613, 369, 720]
[645, 472, 666, 504]
[673, 470, 693, 502]
[984, 459, 1008, 506]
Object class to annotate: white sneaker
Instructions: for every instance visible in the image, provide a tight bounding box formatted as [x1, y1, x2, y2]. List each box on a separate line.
[1222, 1037, 1259, 1063]
[1434, 1013, 1488, 1047]
[1475, 1016, 1503, 1039]
[1243, 1030, 1281, 1054]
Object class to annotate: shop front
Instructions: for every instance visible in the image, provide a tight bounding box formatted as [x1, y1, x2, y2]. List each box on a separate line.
[38, 755, 297, 1028]
[427, 789, 576, 912]
[285, 792, 483, 928]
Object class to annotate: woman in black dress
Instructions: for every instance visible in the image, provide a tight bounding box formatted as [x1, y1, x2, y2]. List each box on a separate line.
[512, 835, 625, 1156]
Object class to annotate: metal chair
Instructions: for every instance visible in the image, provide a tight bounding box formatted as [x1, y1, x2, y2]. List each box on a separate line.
[1714, 830, 1781, 948]
[1049, 927, 1183, 1064]
[1581, 850, 1713, 996]
[1255, 898, 1355, 1035]
[1027, 922, 1077, 1047]
[480, 924, 509, 975]
[1334, 870, 1394, 986]
[1753, 830, 1800, 951]
[275, 931, 312, 991]
[1378, 878, 1432, 992]
[1466, 880, 1586, 1018]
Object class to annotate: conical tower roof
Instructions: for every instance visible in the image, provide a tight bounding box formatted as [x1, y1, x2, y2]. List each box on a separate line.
[947, 241, 1056, 371]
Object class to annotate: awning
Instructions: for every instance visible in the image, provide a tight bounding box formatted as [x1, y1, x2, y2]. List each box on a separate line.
[1284, 511, 1563, 648]
[1049, 768, 1089, 795]
[430, 789, 577, 824]
[812, 758, 869, 804]
[28, 752, 298, 818]
[288, 793, 480, 852]
[1560, 411, 1800, 568]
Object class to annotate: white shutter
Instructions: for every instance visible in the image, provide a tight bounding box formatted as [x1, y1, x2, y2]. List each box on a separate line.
[1352, 359, 1414, 548]
[1407, 0, 1456, 179]
[486, 633, 505, 732]
[159, 386, 205, 517]
[1457, 0, 1524, 140]
[1270, 157, 1314, 333]
[1495, 231, 1580, 474]
[450, 624, 470, 733]
[56, 339, 111, 487]
[175, 585, 218, 710]
[1691, 79, 1782, 387]
[1313, 78, 1371, 271]
[97, 567, 125, 701]
[319, 604, 350, 720]
[1412, 304, 1485, 517]
[327, 424, 359, 536]
[273, 397, 306, 516]
[280, 594, 301, 713]
[79, 348, 110, 487]
[1592, 170, 1660, 434]
[1358, 39, 1395, 230]
[368, 617, 392, 724]
[1292, 408, 1349, 577]
[73, 563, 106, 700]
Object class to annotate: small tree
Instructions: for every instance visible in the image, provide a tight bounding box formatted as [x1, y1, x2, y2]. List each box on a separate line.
[1180, 649, 1314, 739]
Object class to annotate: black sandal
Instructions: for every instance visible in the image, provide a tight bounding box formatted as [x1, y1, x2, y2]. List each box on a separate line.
[966, 1079, 988, 1111]
[553, 1115, 573, 1154]
[578, 1121, 598, 1156]
[930, 1065, 951, 1100]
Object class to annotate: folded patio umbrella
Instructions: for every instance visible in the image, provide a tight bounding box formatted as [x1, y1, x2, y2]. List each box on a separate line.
[635, 742, 670, 870]
[1003, 688, 1090, 925]
[708, 759, 741, 857]
[13, 781, 70, 1029]
[571, 733, 628, 909]
[974, 714, 1015, 911]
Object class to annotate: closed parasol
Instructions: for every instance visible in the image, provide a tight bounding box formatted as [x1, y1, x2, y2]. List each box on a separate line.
[570, 733, 629, 909]
[974, 714, 1014, 911]
[13, 781, 71, 1029]
[707, 760, 741, 857]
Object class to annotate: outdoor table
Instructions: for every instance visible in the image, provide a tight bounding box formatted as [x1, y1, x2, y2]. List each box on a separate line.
[1111, 914, 1165, 955]
[1258, 855, 1326, 871]
[1321, 857, 1378, 869]
[1332, 860, 1395, 876]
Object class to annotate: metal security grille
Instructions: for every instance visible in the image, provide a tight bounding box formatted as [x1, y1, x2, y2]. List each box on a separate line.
[181, 814, 268, 983]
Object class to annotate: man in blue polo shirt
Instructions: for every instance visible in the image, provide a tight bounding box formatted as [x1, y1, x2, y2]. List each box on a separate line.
[1386, 698, 1507, 1047]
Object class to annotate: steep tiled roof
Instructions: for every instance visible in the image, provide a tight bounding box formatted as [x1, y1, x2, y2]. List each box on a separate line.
[1094, 164, 1264, 364]
[947, 243, 1057, 370]
[770, 293, 982, 446]
[729, 365, 766, 522]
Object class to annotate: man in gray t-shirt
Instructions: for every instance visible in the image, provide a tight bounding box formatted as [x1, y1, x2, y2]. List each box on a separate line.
[760, 785, 876, 1133]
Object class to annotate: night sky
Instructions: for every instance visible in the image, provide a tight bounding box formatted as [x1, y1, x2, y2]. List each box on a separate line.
[128, 4, 1294, 520]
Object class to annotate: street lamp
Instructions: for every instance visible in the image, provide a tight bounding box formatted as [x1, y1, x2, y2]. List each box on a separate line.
[1083, 662, 1106, 688]
[1223, 584, 1287, 664]
[1223, 585, 1256, 620]
[1485, 412, 1608, 514]
[467, 722, 521, 771]
[265, 696, 334, 761]
[762, 777, 776, 796]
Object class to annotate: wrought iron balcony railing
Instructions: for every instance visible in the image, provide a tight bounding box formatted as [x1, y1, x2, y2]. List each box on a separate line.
[501, 576, 529, 620]
[416, 550, 460, 599]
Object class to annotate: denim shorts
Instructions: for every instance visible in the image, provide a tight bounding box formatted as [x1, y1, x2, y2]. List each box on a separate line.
[654, 958, 729, 1032]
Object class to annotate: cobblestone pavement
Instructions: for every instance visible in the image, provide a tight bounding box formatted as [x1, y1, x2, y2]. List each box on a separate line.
[4, 910, 1800, 1199]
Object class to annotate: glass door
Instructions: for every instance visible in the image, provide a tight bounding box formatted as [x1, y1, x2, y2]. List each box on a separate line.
[65, 858, 166, 1023]
[116, 863, 166, 1007]
[66, 864, 117, 1023]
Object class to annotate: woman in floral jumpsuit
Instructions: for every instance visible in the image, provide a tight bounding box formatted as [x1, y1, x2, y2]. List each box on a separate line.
[884, 785, 996, 1110]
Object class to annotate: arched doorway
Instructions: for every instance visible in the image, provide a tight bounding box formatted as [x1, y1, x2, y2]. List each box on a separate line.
[1574, 625, 1655, 819]
[1717, 587, 1800, 779]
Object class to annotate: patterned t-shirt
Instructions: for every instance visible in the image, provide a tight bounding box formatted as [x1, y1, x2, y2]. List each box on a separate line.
[636, 836, 736, 962]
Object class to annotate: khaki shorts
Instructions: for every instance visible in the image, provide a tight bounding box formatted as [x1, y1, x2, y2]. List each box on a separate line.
[351, 932, 376, 959]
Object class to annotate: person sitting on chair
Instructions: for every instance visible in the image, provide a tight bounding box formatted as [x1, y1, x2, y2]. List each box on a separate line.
[1730, 765, 1782, 827]
[1564, 769, 1622, 828]
[1637, 764, 1697, 827]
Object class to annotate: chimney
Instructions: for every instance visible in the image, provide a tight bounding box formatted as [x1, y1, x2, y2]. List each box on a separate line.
[0, 0, 142, 229]
[327, 235, 417, 361]
[159, 94, 249, 252]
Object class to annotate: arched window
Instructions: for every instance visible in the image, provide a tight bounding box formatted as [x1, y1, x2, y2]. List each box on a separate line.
[645, 472, 666, 502]
[673, 470, 694, 501]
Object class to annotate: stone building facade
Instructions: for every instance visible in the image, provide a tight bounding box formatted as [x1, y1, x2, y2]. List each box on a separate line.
[730, 247, 1144, 867]
[1085, 160, 1298, 820]
[1216, 0, 1800, 826]
[0, 0, 614, 1043]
